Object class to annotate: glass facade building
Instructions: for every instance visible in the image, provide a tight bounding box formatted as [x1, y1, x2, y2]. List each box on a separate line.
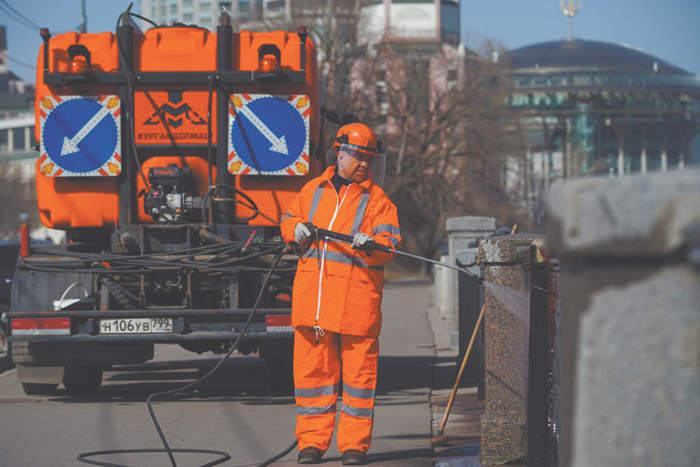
[505, 39, 700, 178]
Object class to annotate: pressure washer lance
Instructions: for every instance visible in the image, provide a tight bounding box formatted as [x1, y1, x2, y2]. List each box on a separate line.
[307, 224, 484, 284]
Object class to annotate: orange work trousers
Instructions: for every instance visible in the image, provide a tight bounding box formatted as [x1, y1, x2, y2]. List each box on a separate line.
[294, 326, 379, 454]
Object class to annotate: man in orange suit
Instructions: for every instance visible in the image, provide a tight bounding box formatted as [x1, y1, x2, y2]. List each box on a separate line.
[280, 123, 401, 465]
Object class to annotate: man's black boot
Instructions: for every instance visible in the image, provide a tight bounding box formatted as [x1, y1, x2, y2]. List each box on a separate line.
[297, 447, 322, 464]
[342, 449, 366, 465]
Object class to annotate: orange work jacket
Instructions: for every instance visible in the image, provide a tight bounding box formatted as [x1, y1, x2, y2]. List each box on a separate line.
[280, 166, 402, 337]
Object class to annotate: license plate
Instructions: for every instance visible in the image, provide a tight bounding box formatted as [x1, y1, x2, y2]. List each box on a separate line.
[100, 318, 173, 334]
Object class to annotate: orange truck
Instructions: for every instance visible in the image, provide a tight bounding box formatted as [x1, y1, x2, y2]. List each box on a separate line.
[7, 10, 334, 395]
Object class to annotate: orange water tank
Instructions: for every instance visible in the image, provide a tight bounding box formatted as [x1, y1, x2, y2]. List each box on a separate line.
[35, 25, 321, 230]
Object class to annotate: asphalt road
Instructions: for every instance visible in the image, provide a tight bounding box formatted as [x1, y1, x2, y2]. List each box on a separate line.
[0, 280, 436, 467]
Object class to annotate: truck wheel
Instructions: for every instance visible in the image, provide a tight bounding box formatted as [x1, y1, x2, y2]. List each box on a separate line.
[0, 319, 14, 373]
[22, 382, 59, 395]
[265, 358, 294, 394]
[64, 367, 103, 395]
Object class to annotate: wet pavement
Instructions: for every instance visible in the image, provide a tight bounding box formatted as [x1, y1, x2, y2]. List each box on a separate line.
[427, 282, 484, 467]
[0, 278, 485, 466]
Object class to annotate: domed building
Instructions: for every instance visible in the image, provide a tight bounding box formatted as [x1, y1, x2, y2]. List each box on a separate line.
[505, 39, 700, 174]
[502, 38, 700, 222]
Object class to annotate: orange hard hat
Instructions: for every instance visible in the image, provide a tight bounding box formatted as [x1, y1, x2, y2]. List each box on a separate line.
[333, 123, 384, 156]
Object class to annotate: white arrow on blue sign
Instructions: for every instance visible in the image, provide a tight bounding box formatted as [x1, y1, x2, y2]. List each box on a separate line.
[229, 95, 309, 175]
[41, 96, 120, 176]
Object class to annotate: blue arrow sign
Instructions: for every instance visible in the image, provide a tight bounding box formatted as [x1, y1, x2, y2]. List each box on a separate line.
[42, 98, 119, 174]
[230, 96, 307, 173]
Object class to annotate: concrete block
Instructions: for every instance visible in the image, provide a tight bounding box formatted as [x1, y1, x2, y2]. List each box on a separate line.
[448, 216, 497, 234]
[571, 266, 700, 467]
[546, 169, 700, 467]
[547, 168, 700, 257]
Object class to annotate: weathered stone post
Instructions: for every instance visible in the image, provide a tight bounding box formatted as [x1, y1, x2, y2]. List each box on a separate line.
[479, 234, 544, 465]
[447, 216, 495, 348]
[547, 168, 700, 467]
[436, 254, 450, 319]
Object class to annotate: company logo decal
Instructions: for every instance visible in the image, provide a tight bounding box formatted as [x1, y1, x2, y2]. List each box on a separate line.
[143, 89, 206, 128]
[135, 89, 210, 146]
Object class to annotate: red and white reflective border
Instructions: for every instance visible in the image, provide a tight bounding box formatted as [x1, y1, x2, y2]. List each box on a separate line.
[11, 317, 71, 336]
[228, 93, 310, 176]
[38, 95, 122, 177]
[266, 315, 293, 333]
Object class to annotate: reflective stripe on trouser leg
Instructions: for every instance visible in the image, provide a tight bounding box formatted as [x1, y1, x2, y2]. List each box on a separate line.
[294, 327, 341, 453]
[337, 334, 379, 453]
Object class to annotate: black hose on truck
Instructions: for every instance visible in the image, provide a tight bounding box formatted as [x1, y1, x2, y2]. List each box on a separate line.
[77, 245, 298, 467]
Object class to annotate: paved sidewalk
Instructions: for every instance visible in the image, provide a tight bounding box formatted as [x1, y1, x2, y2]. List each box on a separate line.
[427, 282, 483, 467]
[268, 278, 483, 467]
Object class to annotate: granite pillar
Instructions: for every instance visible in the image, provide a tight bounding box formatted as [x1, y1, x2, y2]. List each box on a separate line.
[546, 168, 700, 467]
[479, 234, 545, 465]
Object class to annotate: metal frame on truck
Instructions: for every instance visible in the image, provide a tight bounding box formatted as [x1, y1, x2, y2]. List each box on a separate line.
[8, 10, 326, 395]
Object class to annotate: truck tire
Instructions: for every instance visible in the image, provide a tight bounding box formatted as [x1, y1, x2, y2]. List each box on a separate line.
[265, 358, 294, 394]
[12, 341, 154, 366]
[22, 382, 59, 395]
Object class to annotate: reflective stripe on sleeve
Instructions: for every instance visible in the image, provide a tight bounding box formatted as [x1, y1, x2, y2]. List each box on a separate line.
[308, 185, 326, 223]
[341, 403, 374, 418]
[350, 191, 370, 237]
[343, 383, 375, 399]
[280, 211, 293, 222]
[295, 383, 339, 398]
[302, 248, 383, 271]
[296, 405, 338, 416]
[372, 224, 400, 236]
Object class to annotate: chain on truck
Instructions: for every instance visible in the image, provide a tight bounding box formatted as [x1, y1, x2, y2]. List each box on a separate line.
[7, 8, 348, 396]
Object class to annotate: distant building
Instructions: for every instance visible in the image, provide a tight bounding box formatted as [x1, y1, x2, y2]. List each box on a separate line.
[353, 0, 463, 132]
[359, 0, 459, 47]
[0, 26, 61, 242]
[0, 26, 34, 96]
[0, 25, 36, 180]
[139, 0, 291, 31]
[502, 39, 700, 224]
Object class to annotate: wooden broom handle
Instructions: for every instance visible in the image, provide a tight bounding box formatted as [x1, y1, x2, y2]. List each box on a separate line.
[438, 303, 485, 433]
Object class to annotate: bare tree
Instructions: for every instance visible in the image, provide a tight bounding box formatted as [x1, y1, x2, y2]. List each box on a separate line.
[260, 3, 532, 260]
[346, 40, 528, 266]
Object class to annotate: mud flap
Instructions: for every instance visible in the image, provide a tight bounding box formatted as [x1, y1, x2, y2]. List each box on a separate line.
[17, 364, 64, 384]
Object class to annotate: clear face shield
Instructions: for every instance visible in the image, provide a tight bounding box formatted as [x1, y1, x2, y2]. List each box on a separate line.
[338, 142, 387, 186]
